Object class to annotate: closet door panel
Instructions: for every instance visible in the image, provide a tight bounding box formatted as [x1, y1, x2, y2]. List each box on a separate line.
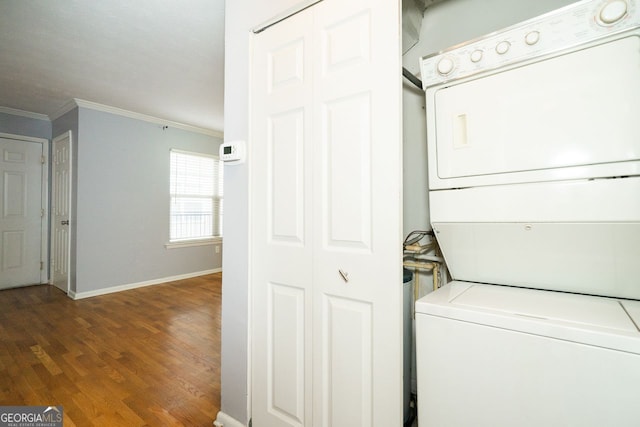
[268, 282, 306, 423]
[322, 93, 372, 251]
[252, 1, 403, 425]
[313, 0, 403, 426]
[269, 109, 306, 245]
[251, 8, 314, 427]
[321, 295, 373, 426]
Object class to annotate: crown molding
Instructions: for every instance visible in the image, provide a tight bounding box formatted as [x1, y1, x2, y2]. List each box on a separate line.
[49, 99, 78, 122]
[51, 99, 224, 138]
[0, 106, 50, 121]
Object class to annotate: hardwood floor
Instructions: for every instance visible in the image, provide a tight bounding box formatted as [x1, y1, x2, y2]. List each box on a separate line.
[0, 273, 222, 426]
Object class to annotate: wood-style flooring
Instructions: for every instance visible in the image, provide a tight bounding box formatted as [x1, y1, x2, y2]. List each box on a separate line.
[0, 273, 222, 426]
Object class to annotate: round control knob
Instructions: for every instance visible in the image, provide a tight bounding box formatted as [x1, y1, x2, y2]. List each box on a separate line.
[599, 0, 628, 24]
[436, 57, 454, 75]
[495, 41, 511, 55]
[525, 31, 540, 46]
[470, 49, 483, 63]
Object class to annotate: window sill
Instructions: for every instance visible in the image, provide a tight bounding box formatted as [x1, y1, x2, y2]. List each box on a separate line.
[165, 237, 222, 249]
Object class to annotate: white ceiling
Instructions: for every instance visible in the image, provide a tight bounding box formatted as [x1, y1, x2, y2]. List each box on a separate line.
[0, 0, 225, 132]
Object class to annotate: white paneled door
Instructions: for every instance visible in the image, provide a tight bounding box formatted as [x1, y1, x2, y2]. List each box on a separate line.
[51, 132, 72, 293]
[251, 0, 402, 425]
[252, 8, 313, 426]
[0, 137, 45, 289]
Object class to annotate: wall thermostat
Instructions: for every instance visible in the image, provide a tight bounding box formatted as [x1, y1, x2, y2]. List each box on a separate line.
[219, 140, 246, 164]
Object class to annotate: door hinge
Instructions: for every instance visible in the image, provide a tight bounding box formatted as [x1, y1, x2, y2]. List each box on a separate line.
[41, 155, 46, 164]
[41, 209, 45, 218]
[40, 261, 44, 270]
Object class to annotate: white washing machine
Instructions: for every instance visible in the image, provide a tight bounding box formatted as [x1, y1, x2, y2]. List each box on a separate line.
[416, 282, 640, 426]
[416, 0, 640, 425]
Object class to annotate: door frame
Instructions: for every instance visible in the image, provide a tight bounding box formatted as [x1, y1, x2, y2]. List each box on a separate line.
[50, 131, 73, 294]
[0, 132, 49, 285]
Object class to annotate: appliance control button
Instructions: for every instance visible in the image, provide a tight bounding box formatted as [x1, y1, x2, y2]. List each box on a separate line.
[437, 57, 454, 75]
[599, 0, 628, 24]
[470, 49, 483, 63]
[496, 41, 510, 55]
[525, 31, 540, 45]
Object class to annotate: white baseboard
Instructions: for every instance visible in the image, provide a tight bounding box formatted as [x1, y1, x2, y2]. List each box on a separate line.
[69, 268, 222, 300]
[213, 411, 245, 427]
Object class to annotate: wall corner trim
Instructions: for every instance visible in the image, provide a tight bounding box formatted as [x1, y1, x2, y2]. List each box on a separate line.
[214, 411, 246, 427]
[69, 268, 222, 300]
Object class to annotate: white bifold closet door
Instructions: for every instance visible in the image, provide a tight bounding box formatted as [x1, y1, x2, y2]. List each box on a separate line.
[251, 0, 402, 426]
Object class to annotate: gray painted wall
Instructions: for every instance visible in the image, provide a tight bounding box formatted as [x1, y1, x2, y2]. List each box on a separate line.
[5, 105, 220, 295]
[72, 107, 222, 294]
[0, 111, 51, 140]
[402, 80, 429, 239]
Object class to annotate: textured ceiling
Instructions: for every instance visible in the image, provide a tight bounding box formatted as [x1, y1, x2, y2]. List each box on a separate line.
[0, 0, 225, 131]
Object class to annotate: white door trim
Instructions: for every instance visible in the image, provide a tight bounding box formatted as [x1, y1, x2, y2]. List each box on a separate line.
[40, 138, 49, 285]
[0, 132, 49, 285]
[0, 132, 48, 145]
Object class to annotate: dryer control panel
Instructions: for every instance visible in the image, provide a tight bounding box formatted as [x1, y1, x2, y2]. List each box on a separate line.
[420, 0, 639, 88]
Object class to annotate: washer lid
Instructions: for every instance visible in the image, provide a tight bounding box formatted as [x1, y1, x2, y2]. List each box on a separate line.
[416, 282, 640, 354]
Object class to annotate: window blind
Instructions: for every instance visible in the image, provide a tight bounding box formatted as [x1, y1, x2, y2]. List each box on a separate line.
[170, 149, 223, 241]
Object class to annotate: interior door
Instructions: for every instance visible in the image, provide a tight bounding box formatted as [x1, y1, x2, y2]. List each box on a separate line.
[0, 137, 44, 289]
[251, 0, 402, 425]
[251, 6, 314, 426]
[51, 131, 72, 293]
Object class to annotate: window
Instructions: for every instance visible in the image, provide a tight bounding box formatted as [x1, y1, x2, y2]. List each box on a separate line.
[169, 149, 223, 243]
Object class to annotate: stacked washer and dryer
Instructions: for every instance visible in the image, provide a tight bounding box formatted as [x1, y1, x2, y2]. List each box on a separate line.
[415, 0, 640, 425]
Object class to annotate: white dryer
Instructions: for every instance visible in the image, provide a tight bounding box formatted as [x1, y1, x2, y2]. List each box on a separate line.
[416, 0, 640, 425]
